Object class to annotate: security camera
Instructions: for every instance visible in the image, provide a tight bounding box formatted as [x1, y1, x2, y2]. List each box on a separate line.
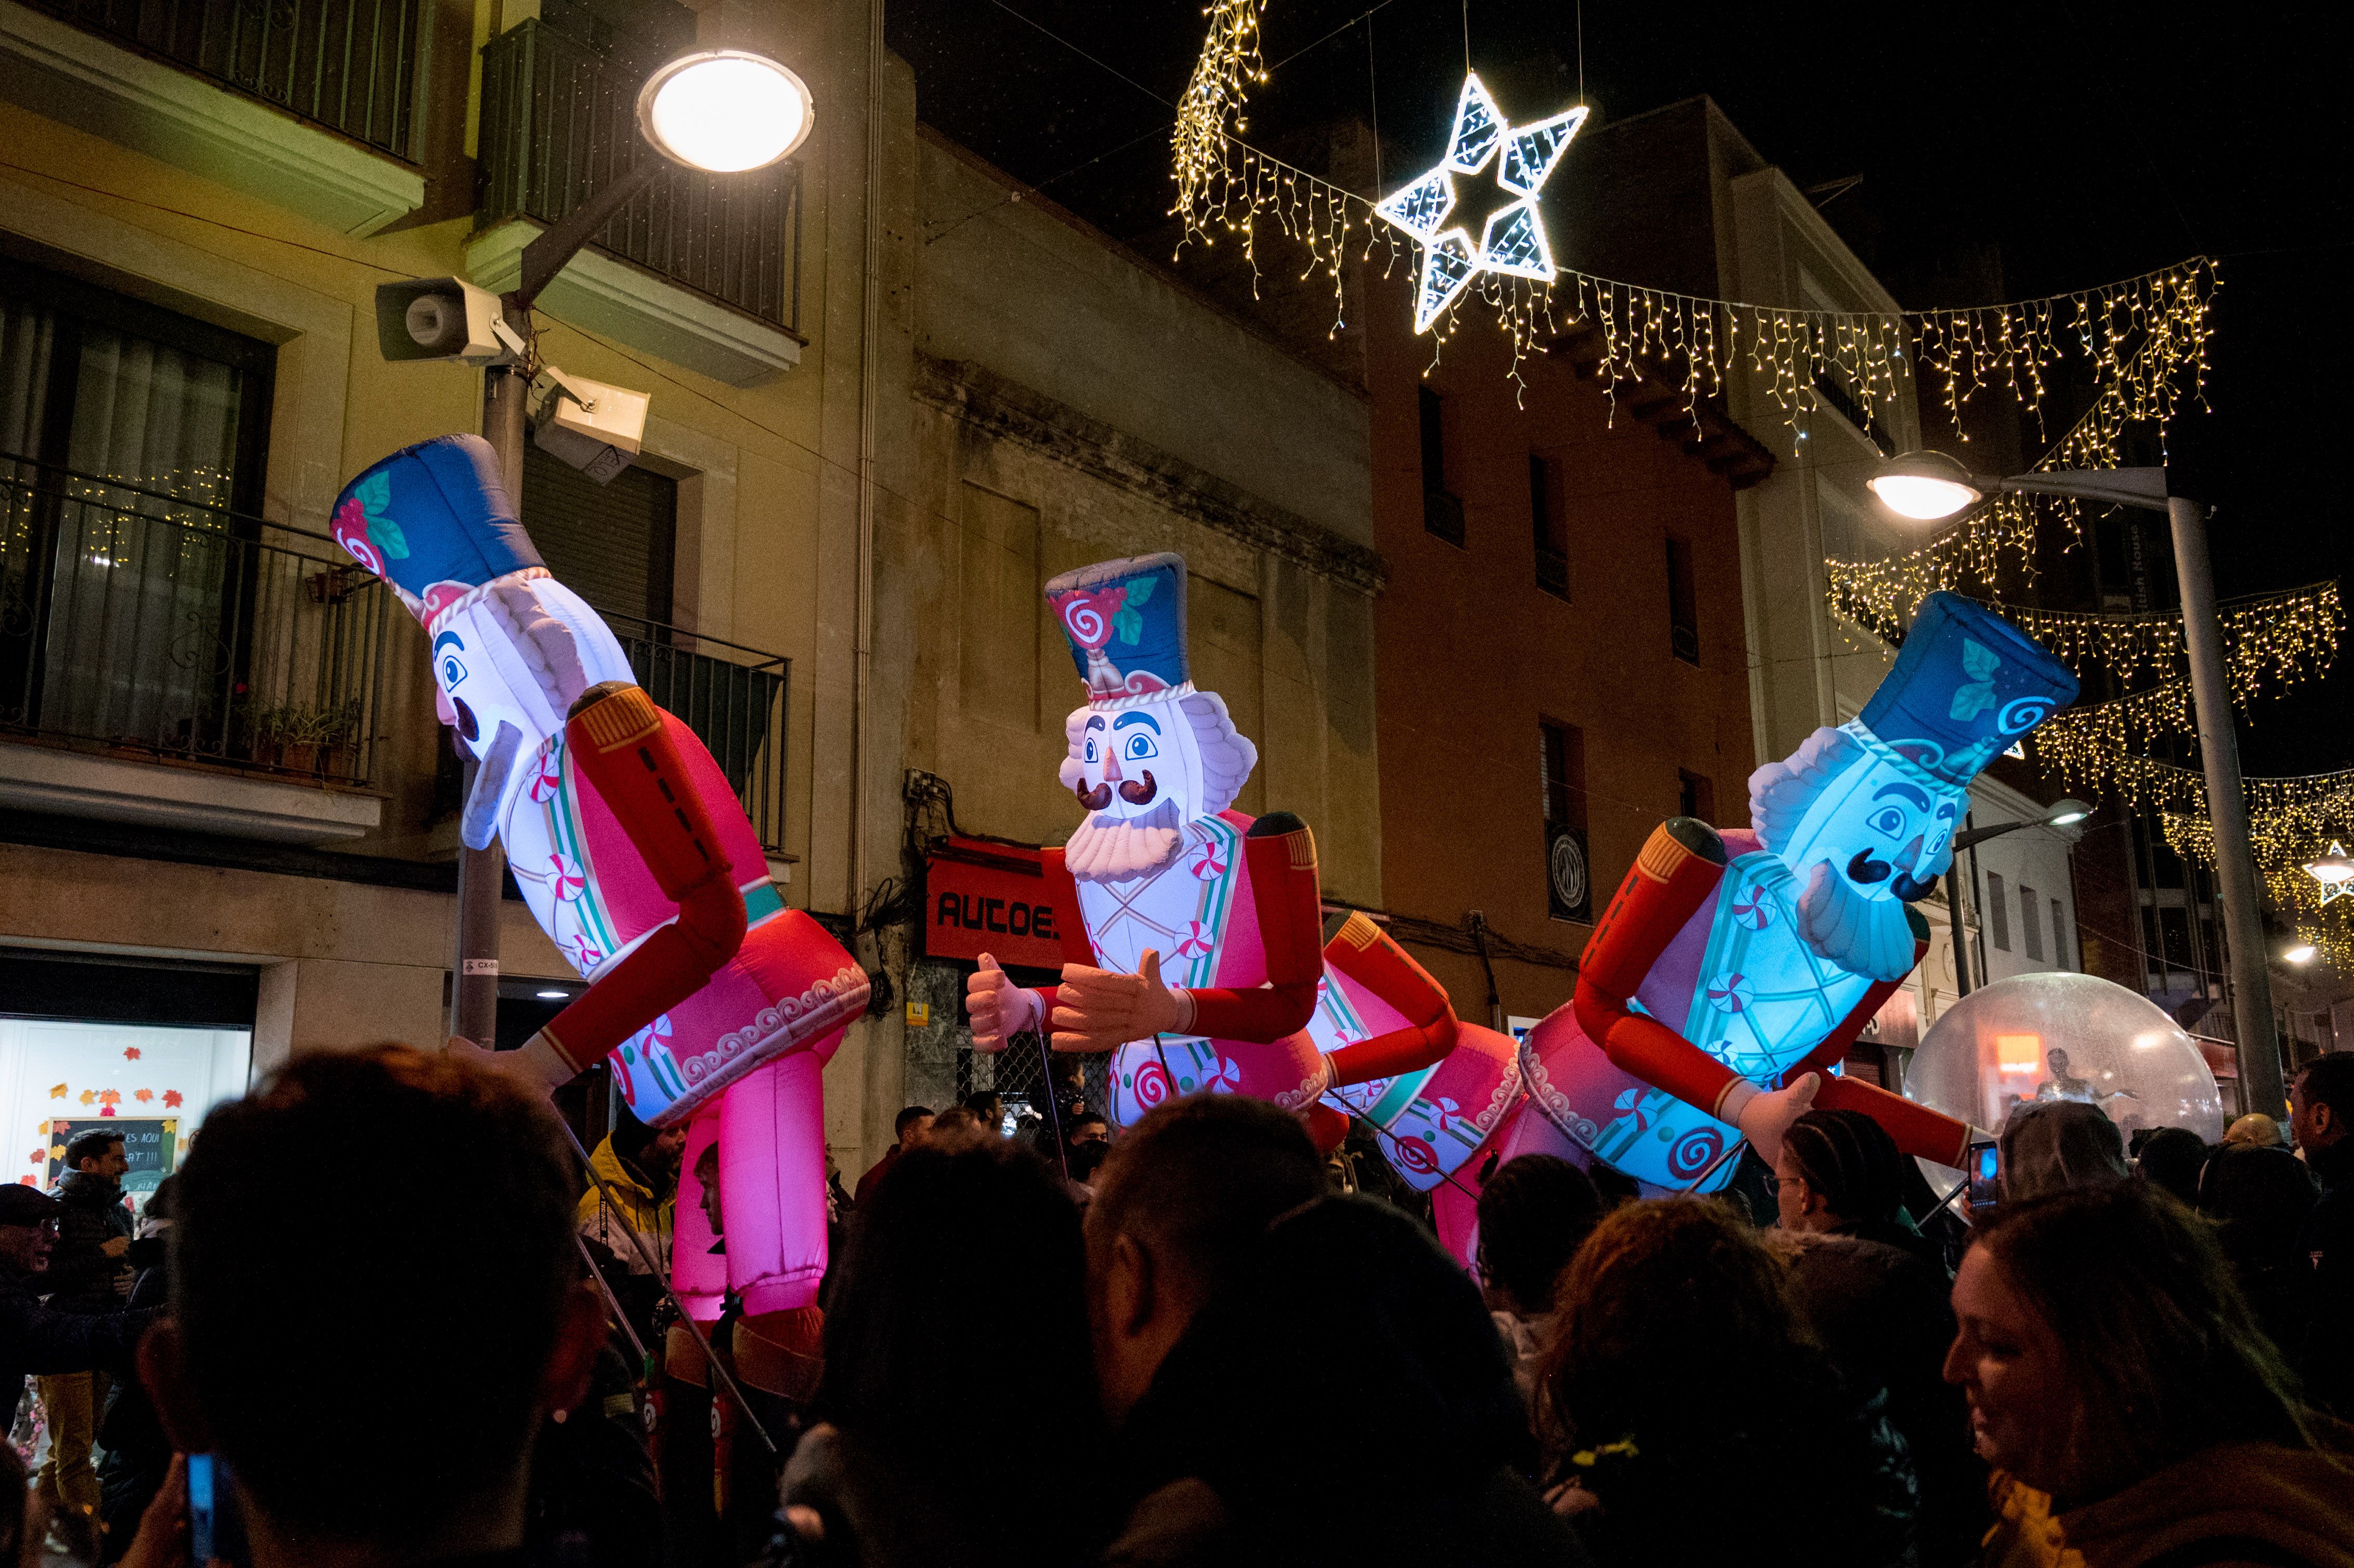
[374, 278, 518, 365]
[528, 367, 650, 485]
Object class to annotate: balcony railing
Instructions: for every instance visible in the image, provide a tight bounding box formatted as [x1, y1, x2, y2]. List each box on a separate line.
[599, 610, 790, 856]
[478, 18, 804, 337]
[22, 0, 422, 158]
[0, 455, 395, 785]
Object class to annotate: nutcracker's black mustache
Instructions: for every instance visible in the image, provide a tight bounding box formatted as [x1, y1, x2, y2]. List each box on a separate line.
[1075, 770, 1160, 809]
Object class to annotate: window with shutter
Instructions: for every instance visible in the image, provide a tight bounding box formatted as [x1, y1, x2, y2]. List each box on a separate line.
[1986, 871, 2011, 952]
[2020, 884, 2044, 961]
[520, 443, 678, 627]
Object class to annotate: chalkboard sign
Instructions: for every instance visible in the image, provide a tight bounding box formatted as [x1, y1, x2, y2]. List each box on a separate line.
[45, 1118, 179, 1193]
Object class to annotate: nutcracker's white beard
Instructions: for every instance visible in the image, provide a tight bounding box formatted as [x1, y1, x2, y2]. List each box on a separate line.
[1795, 859, 1916, 983]
[1066, 800, 1184, 883]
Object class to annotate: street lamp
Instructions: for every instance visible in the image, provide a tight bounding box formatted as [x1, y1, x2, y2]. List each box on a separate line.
[398, 41, 815, 1051]
[1871, 450, 2290, 1118]
[638, 50, 813, 173]
[2284, 944, 2318, 965]
[1943, 799, 2094, 997]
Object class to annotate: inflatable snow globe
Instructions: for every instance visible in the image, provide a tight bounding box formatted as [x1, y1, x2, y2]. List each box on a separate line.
[1903, 971, 2225, 1182]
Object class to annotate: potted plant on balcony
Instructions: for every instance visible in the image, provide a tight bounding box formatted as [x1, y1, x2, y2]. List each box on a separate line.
[263, 703, 352, 776]
[316, 698, 365, 781]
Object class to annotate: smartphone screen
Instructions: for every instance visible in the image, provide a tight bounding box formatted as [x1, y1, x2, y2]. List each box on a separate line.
[1966, 1140, 2000, 1210]
[188, 1453, 216, 1564]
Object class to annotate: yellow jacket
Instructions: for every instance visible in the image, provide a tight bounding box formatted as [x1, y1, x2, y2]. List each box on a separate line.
[577, 1133, 674, 1276]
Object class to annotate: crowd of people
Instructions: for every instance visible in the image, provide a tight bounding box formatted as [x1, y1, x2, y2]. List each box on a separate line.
[0, 1046, 2346, 1567]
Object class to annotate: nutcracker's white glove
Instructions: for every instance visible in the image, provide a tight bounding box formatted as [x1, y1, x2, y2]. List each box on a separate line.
[965, 952, 1041, 1053]
[1717, 1070, 1821, 1164]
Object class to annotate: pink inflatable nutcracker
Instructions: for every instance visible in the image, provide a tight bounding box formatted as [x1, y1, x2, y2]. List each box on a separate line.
[1507, 592, 2076, 1204]
[329, 436, 866, 1351]
[966, 553, 1510, 1179]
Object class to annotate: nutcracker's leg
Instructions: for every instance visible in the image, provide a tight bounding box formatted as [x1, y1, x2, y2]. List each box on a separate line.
[719, 1047, 833, 1317]
[671, 1106, 726, 1323]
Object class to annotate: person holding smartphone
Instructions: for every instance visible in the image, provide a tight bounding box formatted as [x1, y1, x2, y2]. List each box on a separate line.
[123, 1046, 607, 1568]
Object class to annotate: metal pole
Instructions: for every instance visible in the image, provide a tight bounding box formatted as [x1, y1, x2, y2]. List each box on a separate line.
[1944, 862, 1973, 998]
[2168, 493, 2287, 1118]
[449, 343, 528, 1049]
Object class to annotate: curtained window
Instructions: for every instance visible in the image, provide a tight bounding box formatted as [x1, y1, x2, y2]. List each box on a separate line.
[0, 259, 274, 753]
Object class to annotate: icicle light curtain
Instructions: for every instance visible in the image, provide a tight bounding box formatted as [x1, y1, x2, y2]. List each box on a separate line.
[1170, 0, 2218, 432]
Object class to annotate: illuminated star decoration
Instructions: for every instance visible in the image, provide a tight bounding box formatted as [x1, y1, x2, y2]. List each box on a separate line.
[2314, 841, 2354, 907]
[1372, 73, 1587, 333]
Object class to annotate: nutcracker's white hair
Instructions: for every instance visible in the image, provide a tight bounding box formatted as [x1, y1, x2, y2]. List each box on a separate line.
[1748, 726, 1864, 854]
[1059, 688, 1259, 818]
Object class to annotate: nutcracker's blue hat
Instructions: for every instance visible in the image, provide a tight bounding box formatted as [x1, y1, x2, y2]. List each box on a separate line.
[329, 435, 544, 625]
[1860, 592, 2078, 784]
[1044, 552, 1192, 707]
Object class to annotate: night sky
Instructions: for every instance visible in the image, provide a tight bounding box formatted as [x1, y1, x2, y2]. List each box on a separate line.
[888, 0, 2354, 776]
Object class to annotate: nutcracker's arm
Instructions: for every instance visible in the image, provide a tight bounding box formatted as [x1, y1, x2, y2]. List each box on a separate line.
[1320, 911, 1458, 1086]
[1021, 815, 1322, 1050]
[1181, 812, 1323, 1040]
[1572, 818, 1753, 1121]
[1785, 919, 1973, 1164]
[514, 684, 748, 1086]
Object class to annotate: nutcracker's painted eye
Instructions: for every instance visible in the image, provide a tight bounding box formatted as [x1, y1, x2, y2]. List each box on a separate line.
[1867, 805, 1906, 838]
[1124, 732, 1159, 761]
[433, 629, 469, 691]
[1083, 737, 1098, 764]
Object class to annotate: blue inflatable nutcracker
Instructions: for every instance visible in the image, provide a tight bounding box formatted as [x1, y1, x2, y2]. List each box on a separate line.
[1522, 592, 2080, 1186]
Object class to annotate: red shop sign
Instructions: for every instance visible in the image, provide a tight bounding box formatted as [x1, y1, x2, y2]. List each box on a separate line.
[924, 839, 1064, 970]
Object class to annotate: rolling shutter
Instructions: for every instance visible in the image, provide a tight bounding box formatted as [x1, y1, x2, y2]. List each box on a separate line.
[520, 442, 677, 626]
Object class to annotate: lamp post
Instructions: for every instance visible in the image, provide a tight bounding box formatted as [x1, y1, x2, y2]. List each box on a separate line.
[1869, 452, 2290, 1118]
[439, 47, 814, 1051]
[1942, 799, 2091, 997]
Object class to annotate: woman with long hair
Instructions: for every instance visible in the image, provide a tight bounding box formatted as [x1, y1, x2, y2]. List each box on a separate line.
[1947, 1182, 2354, 1566]
[779, 1138, 1111, 1567]
[1536, 1197, 1917, 1568]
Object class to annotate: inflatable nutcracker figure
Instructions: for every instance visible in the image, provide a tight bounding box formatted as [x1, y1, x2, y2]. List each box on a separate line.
[329, 436, 865, 1351]
[966, 553, 1508, 1172]
[1520, 592, 2077, 1191]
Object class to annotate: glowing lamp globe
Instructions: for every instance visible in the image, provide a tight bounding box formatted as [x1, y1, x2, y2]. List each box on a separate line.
[1903, 972, 2224, 1181]
[1869, 450, 1982, 522]
[637, 51, 813, 174]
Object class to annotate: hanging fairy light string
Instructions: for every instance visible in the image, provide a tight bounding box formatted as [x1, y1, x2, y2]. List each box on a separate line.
[2003, 584, 2342, 796]
[1827, 333, 2192, 630]
[1167, 0, 2220, 426]
[1954, 584, 2344, 691]
[2162, 780, 2354, 972]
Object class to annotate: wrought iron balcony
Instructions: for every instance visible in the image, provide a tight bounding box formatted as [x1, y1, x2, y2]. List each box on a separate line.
[477, 18, 804, 338]
[2, 456, 792, 851]
[598, 610, 790, 855]
[0, 454, 395, 785]
[19, 0, 422, 157]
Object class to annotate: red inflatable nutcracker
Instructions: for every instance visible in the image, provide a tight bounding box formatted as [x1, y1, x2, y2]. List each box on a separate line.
[966, 553, 1495, 1159]
[328, 437, 864, 1357]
